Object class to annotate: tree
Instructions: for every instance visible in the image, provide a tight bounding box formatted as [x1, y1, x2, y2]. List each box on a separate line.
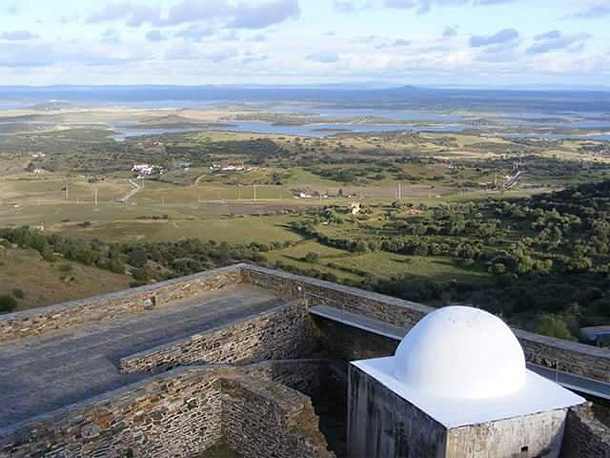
[304, 252, 320, 263]
[0, 295, 17, 313]
[535, 314, 576, 341]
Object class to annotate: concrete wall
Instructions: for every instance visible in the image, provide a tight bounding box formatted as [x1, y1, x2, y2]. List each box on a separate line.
[562, 404, 610, 458]
[347, 364, 447, 458]
[446, 410, 568, 458]
[0, 362, 334, 458]
[119, 300, 318, 373]
[240, 265, 610, 382]
[0, 265, 242, 343]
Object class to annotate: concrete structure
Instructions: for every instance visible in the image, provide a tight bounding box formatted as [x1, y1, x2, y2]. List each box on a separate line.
[0, 264, 608, 457]
[348, 307, 586, 458]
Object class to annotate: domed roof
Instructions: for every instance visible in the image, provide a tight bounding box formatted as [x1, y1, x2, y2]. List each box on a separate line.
[393, 306, 526, 399]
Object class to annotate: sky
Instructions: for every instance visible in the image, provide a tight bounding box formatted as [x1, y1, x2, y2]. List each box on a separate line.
[0, 0, 609, 87]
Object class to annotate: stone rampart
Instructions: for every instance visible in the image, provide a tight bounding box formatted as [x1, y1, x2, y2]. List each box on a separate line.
[562, 404, 610, 457]
[0, 265, 242, 343]
[0, 362, 334, 458]
[119, 300, 318, 373]
[221, 376, 334, 458]
[240, 264, 610, 382]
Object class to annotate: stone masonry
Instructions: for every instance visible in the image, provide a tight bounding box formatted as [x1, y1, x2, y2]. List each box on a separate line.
[120, 299, 318, 373]
[0, 363, 334, 458]
[240, 264, 610, 382]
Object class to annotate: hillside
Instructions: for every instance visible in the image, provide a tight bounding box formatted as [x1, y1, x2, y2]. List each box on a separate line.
[0, 245, 131, 312]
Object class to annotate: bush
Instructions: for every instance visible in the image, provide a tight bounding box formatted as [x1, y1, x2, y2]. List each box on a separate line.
[304, 252, 320, 263]
[0, 294, 17, 313]
[11, 288, 24, 299]
[535, 314, 577, 341]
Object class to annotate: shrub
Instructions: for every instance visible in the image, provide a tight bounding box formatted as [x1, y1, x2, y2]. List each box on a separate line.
[11, 288, 24, 299]
[304, 252, 320, 263]
[0, 294, 17, 313]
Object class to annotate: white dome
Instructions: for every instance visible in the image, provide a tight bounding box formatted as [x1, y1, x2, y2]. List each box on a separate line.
[393, 306, 526, 399]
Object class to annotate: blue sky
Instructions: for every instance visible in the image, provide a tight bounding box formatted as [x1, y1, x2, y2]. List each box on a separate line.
[0, 0, 609, 86]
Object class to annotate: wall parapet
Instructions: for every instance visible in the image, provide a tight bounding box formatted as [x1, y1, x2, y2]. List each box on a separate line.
[562, 404, 610, 457]
[119, 300, 318, 373]
[0, 265, 242, 343]
[0, 361, 334, 458]
[239, 264, 610, 383]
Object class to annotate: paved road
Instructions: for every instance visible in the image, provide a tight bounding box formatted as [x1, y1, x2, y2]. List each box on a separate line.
[0, 285, 285, 429]
[310, 305, 610, 401]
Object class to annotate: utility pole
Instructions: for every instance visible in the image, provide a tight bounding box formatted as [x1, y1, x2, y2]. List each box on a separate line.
[94, 189, 98, 207]
[65, 182, 69, 200]
[253, 184, 257, 201]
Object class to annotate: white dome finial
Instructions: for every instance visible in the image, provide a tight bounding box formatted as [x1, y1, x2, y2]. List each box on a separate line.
[393, 306, 526, 399]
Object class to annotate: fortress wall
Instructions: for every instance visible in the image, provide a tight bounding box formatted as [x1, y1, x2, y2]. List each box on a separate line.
[221, 376, 334, 458]
[119, 300, 318, 373]
[0, 265, 242, 343]
[0, 367, 225, 458]
[0, 362, 334, 458]
[562, 404, 610, 458]
[240, 265, 610, 382]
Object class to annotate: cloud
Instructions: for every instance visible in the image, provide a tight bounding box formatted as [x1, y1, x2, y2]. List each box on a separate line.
[145, 30, 166, 42]
[526, 31, 590, 55]
[101, 28, 122, 45]
[0, 42, 146, 68]
[242, 54, 268, 63]
[206, 48, 239, 63]
[534, 30, 561, 41]
[334, 0, 373, 12]
[469, 28, 519, 47]
[564, 3, 610, 19]
[473, 0, 516, 4]
[384, 0, 469, 14]
[163, 0, 233, 26]
[60, 14, 79, 24]
[174, 25, 215, 42]
[227, 0, 300, 29]
[163, 0, 299, 29]
[376, 38, 412, 49]
[6, 4, 18, 15]
[250, 34, 267, 42]
[443, 26, 458, 38]
[383, 0, 515, 13]
[0, 31, 40, 41]
[306, 51, 340, 63]
[87, 3, 160, 27]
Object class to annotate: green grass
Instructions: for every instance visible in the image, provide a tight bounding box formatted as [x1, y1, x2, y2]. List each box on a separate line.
[0, 247, 131, 311]
[53, 215, 304, 244]
[264, 240, 490, 284]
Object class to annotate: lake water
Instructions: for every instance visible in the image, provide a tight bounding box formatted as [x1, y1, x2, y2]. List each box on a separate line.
[111, 120, 471, 140]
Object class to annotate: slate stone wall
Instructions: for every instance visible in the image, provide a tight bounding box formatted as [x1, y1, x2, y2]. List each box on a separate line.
[562, 404, 610, 458]
[240, 264, 610, 382]
[0, 265, 242, 343]
[0, 362, 334, 458]
[221, 376, 334, 458]
[119, 300, 318, 373]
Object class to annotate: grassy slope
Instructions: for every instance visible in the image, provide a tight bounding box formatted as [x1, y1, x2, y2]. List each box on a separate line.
[0, 246, 131, 311]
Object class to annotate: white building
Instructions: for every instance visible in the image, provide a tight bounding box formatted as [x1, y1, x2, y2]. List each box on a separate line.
[348, 306, 586, 458]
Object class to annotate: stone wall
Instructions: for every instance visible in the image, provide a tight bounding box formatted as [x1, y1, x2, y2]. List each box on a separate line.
[0, 362, 334, 458]
[240, 264, 610, 382]
[0, 367, 224, 458]
[562, 404, 610, 458]
[221, 376, 334, 458]
[0, 265, 242, 343]
[120, 300, 318, 373]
